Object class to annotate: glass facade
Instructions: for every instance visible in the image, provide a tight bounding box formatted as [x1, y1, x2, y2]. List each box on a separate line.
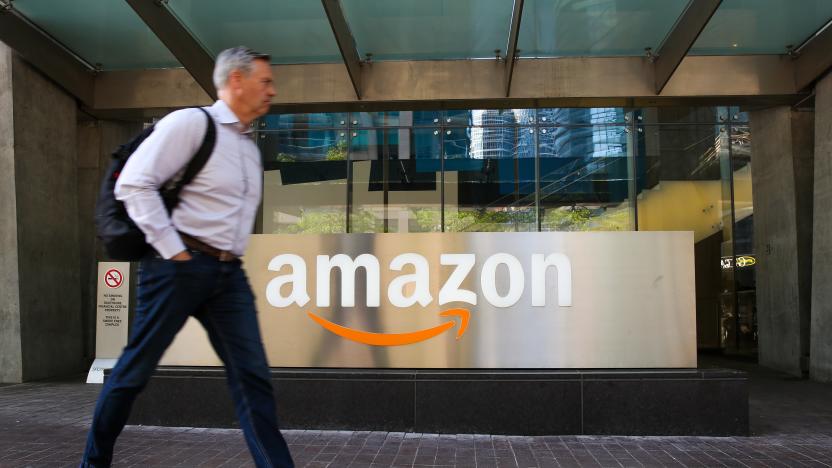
[13, 0, 180, 70]
[166, 0, 343, 64]
[9, 0, 830, 71]
[257, 106, 756, 355]
[691, 0, 832, 55]
[259, 126, 349, 234]
[340, 0, 513, 61]
[518, 0, 690, 57]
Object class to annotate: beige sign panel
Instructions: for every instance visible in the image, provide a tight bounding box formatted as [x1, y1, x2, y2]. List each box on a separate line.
[95, 262, 130, 358]
[88, 262, 131, 383]
[161, 232, 696, 368]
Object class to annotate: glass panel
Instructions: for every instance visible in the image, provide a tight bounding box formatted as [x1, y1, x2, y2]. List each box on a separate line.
[355, 111, 444, 127]
[259, 131, 348, 234]
[349, 130, 383, 233]
[691, 0, 832, 55]
[445, 110, 474, 127]
[730, 124, 756, 355]
[13, 0, 179, 70]
[730, 125, 753, 231]
[259, 113, 348, 130]
[445, 109, 536, 127]
[636, 125, 726, 233]
[538, 108, 627, 125]
[637, 107, 726, 125]
[352, 111, 444, 127]
[353, 112, 386, 128]
[166, 0, 342, 63]
[635, 124, 733, 350]
[729, 106, 750, 123]
[518, 0, 689, 57]
[443, 127, 536, 232]
[538, 126, 632, 231]
[340, 0, 512, 60]
[636, 107, 748, 125]
[718, 126, 737, 353]
[350, 129, 442, 233]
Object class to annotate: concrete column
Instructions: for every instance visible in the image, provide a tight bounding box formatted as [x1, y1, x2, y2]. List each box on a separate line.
[750, 106, 814, 377]
[77, 121, 102, 363]
[0, 43, 84, 382]
[812, 72, 832, 382]
[77, 120, 141, 362]
[0, 44, 23, 383]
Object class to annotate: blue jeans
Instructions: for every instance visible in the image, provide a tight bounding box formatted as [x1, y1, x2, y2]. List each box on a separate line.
[81, 251, 294, 468]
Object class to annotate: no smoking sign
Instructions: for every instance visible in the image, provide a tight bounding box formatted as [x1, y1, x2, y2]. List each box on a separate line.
[91, 261, 130, 382]
[104, 268, 124, 289]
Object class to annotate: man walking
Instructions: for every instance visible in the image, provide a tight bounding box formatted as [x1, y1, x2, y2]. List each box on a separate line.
[81, 47, 293, 467]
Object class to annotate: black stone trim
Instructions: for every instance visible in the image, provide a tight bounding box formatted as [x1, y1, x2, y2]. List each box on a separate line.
[117, 367, 748, 436]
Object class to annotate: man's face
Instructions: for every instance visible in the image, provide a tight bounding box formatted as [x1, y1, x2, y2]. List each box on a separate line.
[231, 59, 276, 118]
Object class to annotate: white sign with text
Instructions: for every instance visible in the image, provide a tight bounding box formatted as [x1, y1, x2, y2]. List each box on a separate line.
[87, 262, 130, 383]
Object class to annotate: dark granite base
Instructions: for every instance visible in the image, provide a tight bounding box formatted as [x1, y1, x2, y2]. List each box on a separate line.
[117, 368, 748, 436]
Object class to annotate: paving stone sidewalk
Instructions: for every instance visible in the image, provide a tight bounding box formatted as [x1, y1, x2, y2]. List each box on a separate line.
[1, 359, 831, 467]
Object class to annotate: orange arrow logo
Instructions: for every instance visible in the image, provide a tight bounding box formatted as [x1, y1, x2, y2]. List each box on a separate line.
[307, 308, 470, 346]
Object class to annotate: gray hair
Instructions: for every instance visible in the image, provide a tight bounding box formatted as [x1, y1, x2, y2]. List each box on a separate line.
[213, 46, 271, 90]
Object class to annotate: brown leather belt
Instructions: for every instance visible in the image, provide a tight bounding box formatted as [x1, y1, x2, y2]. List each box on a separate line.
[180, 232, 239, 262]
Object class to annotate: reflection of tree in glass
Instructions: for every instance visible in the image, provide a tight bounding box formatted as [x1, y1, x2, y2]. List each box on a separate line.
[592, 206, 630, 231]
[283, 210, 346, 234]
[413, 209, 442, 232]
[454, 209, 535, 232]
[325, 141, 348, 161]
[349, 210, 380, 233]
[543, 206, 592, 231]
[281, 208, 381, 234]
[415, 208, 536, 232]
[284, 205, 631, 234]
[274, 153, 296, 162]
[542, 205, 630, 231]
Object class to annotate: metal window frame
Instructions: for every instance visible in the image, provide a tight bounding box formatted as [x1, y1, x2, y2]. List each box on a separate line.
[654, 0, 722, 94]
[125, 0, 216, 100]
[504, 0, 524, 98]
[321, 0, 362, 100]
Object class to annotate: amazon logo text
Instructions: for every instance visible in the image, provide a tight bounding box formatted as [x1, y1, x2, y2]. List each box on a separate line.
[264, 252, 572, 309]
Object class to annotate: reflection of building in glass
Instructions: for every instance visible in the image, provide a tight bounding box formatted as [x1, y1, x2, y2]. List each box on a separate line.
[514, 110, 535, 159]
[455, 110, 537, 216]
[261, 130, 345, 164]
[537, 108, 629, 208]
[543, 110, 627, 160]
[469, 110, 516, 159]
[468, 109, 535, 159]
[589, 108, 624, 124]
[537, 107, 625, 126]
[261, 112, 347, 130]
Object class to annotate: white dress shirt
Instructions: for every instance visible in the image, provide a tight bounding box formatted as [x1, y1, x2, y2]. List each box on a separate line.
[115, 100, 262, 259]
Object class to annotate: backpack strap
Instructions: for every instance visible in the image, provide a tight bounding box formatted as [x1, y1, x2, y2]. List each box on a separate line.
[163, 107, 217, 211]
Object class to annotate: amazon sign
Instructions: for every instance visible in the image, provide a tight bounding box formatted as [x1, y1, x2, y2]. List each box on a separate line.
[160, 231, 697, 369]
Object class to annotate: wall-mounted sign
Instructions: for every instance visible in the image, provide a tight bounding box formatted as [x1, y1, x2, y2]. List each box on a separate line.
[721, 255, 757, 270]
[160, 232, 696, 369]
[87, 262, 130, 383]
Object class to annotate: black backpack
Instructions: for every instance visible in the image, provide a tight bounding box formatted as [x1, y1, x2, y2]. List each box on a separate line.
[95, 108, 217, 261]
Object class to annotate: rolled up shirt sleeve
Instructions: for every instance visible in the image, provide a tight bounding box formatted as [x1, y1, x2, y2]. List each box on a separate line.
[114, 108, 207, 259]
